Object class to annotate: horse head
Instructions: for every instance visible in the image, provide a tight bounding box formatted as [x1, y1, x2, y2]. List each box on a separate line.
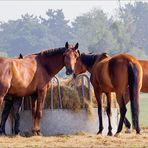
[63, 42, 80, 75]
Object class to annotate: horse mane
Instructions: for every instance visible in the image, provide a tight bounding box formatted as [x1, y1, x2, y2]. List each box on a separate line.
[80, 52, 109, 67]
[38, 47, 66, 57]
[80, 53, 99, 67]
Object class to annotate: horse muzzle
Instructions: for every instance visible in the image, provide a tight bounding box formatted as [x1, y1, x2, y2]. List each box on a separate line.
[66, 67, 74, 75]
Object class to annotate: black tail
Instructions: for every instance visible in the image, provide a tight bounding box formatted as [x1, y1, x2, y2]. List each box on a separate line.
[128, 62, 140, 134]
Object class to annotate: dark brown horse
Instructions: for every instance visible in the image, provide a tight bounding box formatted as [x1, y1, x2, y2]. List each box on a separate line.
[0, 42, 79, 135]
[72, 52, 143, 136]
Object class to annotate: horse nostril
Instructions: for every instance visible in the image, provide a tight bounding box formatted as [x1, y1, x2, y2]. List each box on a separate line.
[73, 73, 77, 79]
[66, 68, 73, 75]
[66, 71, 70, 75]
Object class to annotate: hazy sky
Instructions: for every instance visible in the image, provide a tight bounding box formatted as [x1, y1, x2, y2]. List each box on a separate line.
[0, 1, 133, 22]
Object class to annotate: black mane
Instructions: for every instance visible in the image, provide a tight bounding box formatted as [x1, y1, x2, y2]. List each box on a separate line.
[80, 53, 99, 67]
[38, 47, 66, 57]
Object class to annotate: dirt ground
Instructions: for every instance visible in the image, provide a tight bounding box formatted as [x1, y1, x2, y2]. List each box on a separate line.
[0, 128, 148, 148]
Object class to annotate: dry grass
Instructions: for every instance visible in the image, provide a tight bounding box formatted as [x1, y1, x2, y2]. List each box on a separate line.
[0, 128, 148, 148]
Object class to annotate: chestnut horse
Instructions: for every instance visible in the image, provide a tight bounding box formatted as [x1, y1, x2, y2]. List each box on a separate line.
[72, 52, 143, 136]
[0, 42, 79, 135]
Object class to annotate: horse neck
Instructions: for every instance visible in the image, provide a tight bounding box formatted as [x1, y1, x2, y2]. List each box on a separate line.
[85, 65, 93, 73]
[40, 54, 64, 77]
[80, 54, 96, 74]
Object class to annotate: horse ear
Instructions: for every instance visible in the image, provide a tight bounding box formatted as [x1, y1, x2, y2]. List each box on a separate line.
[65, 42, 69, 49]
[75, 43, 79, 50]
[99, 53, 109, 61]
[19, 53, 23, 59]
[102, 53, 109, 57]
[77, 50, 80, 56]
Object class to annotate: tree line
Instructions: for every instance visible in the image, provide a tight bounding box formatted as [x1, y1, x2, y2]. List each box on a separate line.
[0, 2, 148, 59]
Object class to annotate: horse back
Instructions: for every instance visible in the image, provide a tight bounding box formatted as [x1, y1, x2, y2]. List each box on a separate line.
[108, 54, 142, 93]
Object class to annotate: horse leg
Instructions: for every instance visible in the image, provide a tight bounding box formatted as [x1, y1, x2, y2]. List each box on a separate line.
[115, 95, 127, 136]
[0, 98, 13, 135]
[124, 117, 131, 133]
[12, 97, 23, 135]
[106, 93, 112, 136]
[94, 89, 103, 134]
[31, 97, 37, 135]
[123, 90, 131, 133]
[35, 88, 47, 136]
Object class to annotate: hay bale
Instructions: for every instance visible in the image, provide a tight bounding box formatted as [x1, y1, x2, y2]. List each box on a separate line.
[45, 84, 81, 112]
[23, 78, 119, 114]
[44, 78, 95, 114]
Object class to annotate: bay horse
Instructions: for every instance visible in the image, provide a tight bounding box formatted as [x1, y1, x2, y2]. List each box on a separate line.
[0, 42, 79, 135]
[96, 59, 148, 132]
[72, 52, 143, 136]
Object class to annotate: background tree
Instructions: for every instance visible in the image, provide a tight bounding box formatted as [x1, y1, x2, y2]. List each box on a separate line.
[119, 2, 148, 56]
[40, 9, 72, 47]
[0, 2, 148, 61]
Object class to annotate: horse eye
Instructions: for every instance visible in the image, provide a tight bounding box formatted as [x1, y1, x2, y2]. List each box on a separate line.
[74, 53, 78, 58]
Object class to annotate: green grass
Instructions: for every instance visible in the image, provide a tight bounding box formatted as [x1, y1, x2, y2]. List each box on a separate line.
[126, 93, 148, 127]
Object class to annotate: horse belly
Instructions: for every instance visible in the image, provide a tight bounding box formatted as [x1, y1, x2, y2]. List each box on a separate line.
[8, 84, 36, 97]
[141, 76, 148, 92]
[141, 66, 148, 92]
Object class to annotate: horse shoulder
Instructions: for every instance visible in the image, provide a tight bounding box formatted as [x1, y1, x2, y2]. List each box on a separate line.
[0, 59, 12, 83]
[11, 58, 37, 86]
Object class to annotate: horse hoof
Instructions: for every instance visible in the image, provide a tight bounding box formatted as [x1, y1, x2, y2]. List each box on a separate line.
[37, 132, 43, 136]
[32, 131, 38, 136]
[97, 131, 102, 135]
[107, 132, 113, 136]
[114, 133, 121, 137]
[125, 128, 131, 134]
[15, 131, 21, 135]
[136, 129, 141, 135]
[136, 131, 141, 135]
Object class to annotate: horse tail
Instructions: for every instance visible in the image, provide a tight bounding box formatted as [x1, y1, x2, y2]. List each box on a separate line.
[128, 62, 140, 133]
